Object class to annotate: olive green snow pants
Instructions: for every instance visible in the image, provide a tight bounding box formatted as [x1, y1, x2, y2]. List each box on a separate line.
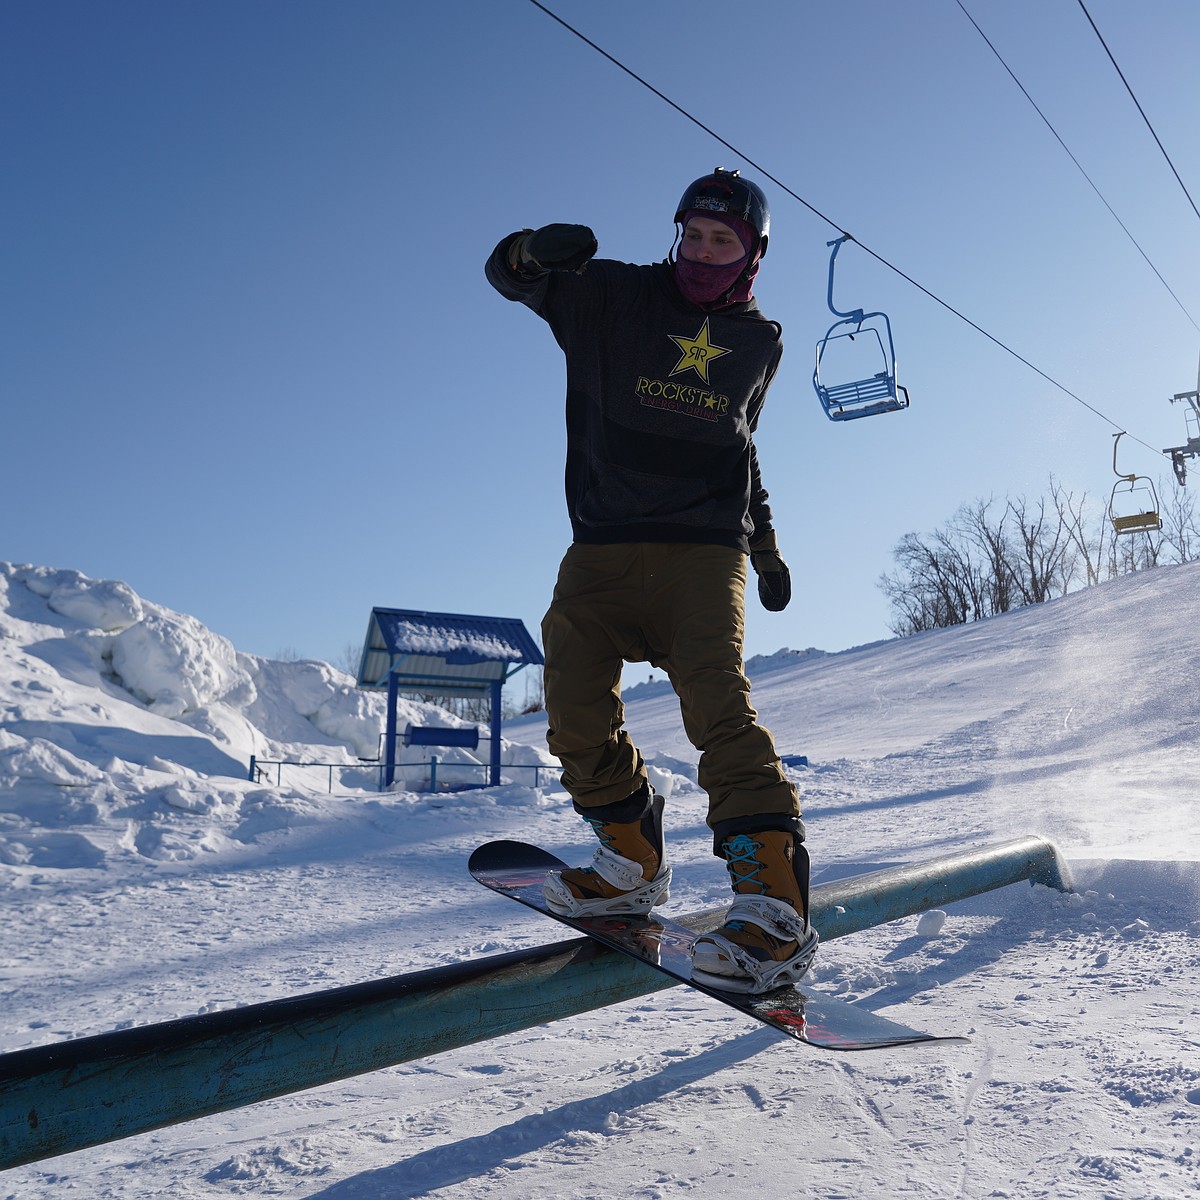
[541, 542, 799, 832]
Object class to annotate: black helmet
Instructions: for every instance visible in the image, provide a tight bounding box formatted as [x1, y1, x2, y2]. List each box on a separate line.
[675, 167, 770, 257]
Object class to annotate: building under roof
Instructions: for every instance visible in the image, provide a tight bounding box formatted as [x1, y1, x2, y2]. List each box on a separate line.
[356, 607, 544, 787]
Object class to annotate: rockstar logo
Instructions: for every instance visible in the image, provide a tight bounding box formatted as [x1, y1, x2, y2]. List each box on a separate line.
[668, 318, 730, 384]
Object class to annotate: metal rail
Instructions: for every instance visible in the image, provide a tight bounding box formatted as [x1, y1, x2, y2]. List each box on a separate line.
[0, 834, 1070, 1170]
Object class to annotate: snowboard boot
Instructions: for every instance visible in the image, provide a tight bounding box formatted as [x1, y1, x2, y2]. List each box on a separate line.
[691, 828, 819, 994]
[543, 786, 672, 917]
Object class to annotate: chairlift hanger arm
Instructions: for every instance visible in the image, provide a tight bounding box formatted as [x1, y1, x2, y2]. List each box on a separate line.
[825, 234, 865, 323]
[1111, 430, 1134, 481]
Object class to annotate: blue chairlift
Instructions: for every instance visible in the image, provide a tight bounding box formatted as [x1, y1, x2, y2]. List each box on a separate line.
[813, 235, 910, 422]
[1108, 432, 1162, 536]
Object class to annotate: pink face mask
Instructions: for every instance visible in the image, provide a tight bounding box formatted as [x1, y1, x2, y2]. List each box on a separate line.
[674, 254, 760, 305]
[673, 213, 761, 306]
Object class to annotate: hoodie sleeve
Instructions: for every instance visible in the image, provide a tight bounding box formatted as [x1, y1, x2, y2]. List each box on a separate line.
[746, 338, 784, 541]
[748, 443, 774, 541]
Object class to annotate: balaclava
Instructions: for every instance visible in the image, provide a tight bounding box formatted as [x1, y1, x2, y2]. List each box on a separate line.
[673, 211, 761, 307]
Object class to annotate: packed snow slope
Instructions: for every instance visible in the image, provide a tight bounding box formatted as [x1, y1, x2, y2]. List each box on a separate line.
[1, 559, 1198, 1199]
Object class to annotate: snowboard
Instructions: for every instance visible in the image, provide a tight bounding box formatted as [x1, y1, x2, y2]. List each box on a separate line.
[470, 839, 961, 1052]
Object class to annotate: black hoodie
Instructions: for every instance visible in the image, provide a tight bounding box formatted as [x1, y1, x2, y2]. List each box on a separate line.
[486, 233, 783, 552]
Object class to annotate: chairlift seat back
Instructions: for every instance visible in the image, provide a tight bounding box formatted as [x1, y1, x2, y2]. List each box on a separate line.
[1111, 511, 1162, 534]
[814, 317, 909, 421]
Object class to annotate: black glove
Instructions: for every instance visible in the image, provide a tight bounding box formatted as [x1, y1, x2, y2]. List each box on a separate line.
[510, 224, 598, 274]
[749, 529, 792, 612]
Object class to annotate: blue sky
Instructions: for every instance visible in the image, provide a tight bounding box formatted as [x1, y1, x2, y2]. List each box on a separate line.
[5, 1, 1199, 681]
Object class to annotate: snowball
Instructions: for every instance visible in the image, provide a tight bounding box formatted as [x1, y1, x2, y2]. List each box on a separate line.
[916, 909, 948, 937]
[646, 763, 675, 799]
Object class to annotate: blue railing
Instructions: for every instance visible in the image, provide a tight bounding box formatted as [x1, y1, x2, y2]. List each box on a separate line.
[247, 755, 563, 793]
[0, 835, 1070, 1171]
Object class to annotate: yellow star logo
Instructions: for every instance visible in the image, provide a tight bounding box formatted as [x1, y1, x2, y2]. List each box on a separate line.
[669, 318, 730, 384]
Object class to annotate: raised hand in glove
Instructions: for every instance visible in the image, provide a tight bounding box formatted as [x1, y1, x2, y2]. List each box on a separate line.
[749, 529, 792, 612]
[509, 224, 598, 274]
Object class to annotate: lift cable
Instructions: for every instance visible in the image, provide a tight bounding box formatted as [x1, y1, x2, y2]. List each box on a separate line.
[526, 0, 1167, 459]
[1076, 0, 1200, 228]
[957, 0, 1199, 336]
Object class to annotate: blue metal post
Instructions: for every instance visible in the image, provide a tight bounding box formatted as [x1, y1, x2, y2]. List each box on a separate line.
[490, 678, 503, 787]
[384, 670, 398, 789]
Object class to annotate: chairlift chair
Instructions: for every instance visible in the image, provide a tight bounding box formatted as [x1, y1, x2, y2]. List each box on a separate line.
[813, 235, 910, 422]
[1108, 432, 1162, 535]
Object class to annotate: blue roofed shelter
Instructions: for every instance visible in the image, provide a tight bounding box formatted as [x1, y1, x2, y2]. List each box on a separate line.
[356, 608, 544, 788]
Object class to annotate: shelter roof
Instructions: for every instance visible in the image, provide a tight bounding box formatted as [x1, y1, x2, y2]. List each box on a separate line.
[357, 608, 543, 697]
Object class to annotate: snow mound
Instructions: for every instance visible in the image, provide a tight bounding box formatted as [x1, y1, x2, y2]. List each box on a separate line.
[112, 609, 256, 717]
[0, 731, 105, 787]
[0, 562, 557, 874]
[47, 574, 144, 632]
[242, 656, 395, 760]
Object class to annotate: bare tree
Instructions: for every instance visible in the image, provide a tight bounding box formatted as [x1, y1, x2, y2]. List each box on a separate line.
[961, 498, 1015, 616]
[408, 695, 490, 723]
[879, 516, 992, 636]
[336, 640, 363, 677]
[1156, 475, 1200, 565]
[1052, 479, 1103, 587]
[1007, 493, 1073, 604]
[500, 667, 546, 719]
[521, 666, 545, 715]
[881, 475, 1200, 639]
[1104, 522, 1162, 577]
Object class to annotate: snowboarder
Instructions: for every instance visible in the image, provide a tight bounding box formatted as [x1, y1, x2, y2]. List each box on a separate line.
[484, 168, 817, 994]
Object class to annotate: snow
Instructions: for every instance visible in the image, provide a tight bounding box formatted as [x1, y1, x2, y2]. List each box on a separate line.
[387, 619, 522, 663]
[2, 557, 1200, 1198]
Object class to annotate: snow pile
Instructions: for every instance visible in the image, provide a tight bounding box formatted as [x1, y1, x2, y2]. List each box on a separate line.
[39, 571, 144, 631]
[0, 562, 549, 871]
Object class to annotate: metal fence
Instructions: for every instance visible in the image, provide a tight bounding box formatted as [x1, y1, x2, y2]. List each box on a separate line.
[247, 755, 563, 793]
